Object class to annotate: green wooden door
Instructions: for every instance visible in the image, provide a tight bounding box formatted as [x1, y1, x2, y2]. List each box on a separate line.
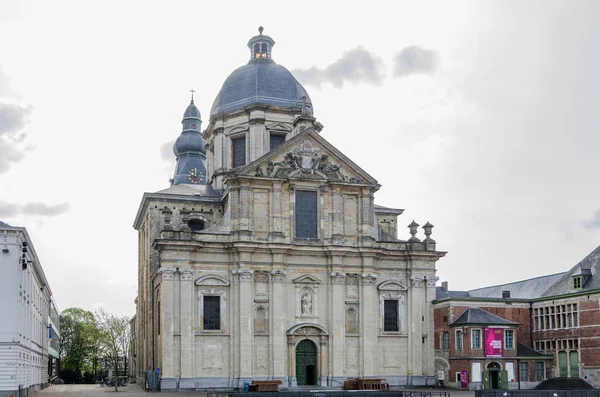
[559, 351, 568, 377]
[501, 370, 509, 389]
[483, 371, 490, 389]
[569, 351, 579, 378]
[296, 340, 317, 385]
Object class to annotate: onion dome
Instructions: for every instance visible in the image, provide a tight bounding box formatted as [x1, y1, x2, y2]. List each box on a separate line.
[172, 93, 208, 185]
[210, 27, 313, 118]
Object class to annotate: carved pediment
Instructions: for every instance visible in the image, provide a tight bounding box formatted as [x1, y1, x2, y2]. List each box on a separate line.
[293, 274, 321, 284]
[378, 280, 408, 291]
[238, 129, 378, 186]
[226, 125, 248, 136]
[266, 122, 293, 132]
[287, 322, 329, 336]
[195, 275, 230, 286]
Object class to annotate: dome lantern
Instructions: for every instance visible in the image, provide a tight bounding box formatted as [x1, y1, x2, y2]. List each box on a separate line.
[247, 26, 275, 60]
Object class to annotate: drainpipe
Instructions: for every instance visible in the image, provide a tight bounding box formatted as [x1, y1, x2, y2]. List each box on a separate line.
[517, 359, 520, 390]
[151, 278, 155, 371]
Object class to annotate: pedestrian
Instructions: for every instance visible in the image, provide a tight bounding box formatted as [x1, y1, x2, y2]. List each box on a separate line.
[100, 377, 104, 387]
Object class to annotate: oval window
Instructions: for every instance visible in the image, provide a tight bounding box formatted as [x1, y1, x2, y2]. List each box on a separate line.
[188, 219, 205, 231]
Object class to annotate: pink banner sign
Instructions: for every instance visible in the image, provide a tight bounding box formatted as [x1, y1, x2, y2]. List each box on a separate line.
[460, 371, 468, 389]
[485, 327, 504, 357]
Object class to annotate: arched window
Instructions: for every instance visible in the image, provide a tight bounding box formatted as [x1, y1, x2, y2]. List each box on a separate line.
[254, 44, 260, 58]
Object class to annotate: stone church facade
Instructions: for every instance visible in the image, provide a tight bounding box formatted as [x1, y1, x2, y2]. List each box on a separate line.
[133, 28, 445, 391]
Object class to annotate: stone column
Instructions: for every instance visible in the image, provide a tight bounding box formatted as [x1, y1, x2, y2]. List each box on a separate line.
[409, 276, 425, 379]
[330, 271, 346, 384]
[359, 273, 378, 377]
[249, 115, 266, 162]
[319, 336, 328, 386]
[331, 187, 344, 244]
[159, 268, 175, 388]
[179, 269, 194, 389]
[271, 269, 287, 381]
[287, 337, 296, 387]
[237, 268, 254, 386]
[269, 182, 285, 242]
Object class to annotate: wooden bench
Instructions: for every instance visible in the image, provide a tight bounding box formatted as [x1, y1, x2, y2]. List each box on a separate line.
[249, 380, 282, 392]
[356, 377, 389, 391]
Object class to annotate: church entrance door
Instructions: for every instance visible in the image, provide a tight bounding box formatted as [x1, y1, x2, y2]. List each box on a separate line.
[296, 339, 317, 385]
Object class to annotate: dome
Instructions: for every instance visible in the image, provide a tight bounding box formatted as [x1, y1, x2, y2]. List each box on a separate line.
[173, 131, 205, 156]
[183, 101, 201, 120]
[210, 28, 313, 118]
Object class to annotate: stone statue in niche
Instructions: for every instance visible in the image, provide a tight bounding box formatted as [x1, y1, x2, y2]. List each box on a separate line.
[301, 292, 312, 315]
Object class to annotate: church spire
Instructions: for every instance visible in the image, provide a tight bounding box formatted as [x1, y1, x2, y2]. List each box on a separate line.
[171, 94, 207, 185]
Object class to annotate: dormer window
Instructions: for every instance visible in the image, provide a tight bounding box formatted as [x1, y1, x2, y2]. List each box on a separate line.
[573, 275, 582, 289]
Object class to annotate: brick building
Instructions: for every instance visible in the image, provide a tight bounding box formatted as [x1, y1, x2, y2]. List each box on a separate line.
[433, 244, 600, 389]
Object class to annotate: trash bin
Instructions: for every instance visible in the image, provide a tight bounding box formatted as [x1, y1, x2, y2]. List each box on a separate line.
[243, 382, 250, 392]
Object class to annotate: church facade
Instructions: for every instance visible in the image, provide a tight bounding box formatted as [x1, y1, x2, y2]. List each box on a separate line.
[133, 29, 445, 391]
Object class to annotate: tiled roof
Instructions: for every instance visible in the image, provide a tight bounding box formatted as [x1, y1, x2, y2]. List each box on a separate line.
[517, 342, 552, 359]
[541, 244, 600, 297]
[0, 220, 12, 227]
[467, 272, 566, 299]
[450, 307, 519, 326]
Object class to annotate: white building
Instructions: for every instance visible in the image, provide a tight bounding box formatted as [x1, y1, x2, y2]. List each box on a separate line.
[134, 29, 446, 391]
[0, 221, 54, 397]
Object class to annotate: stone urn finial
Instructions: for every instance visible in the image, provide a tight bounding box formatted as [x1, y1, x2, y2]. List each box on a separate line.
[422, 221, 435, 242]
[408, 220, 420, 242]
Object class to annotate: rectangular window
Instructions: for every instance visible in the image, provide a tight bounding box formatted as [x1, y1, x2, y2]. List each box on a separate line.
[519, 362, 529, 382]
[270, 134, 285, 150]
[505, 329, 514, 350]
[472, 329, 482, 349]
[295, 190, 318, 239]
[384, 300, 399, 332]
[443, 331, 449, 350]
[536, 362, 545, 381]
[573, 276, 582, 289]
[203, 296, 221, 330]
[456, 330, 463, 350]
[232, 137, 246, 168]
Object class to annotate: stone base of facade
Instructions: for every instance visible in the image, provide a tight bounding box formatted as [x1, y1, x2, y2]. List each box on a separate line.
[159, 375, 436, 391]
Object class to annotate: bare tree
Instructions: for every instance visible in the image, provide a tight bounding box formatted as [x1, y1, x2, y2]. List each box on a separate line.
[95, 308, 130, 391]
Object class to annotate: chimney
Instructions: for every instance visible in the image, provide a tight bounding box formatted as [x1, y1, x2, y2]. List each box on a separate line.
[502, 290, 511, 299]
[442, 281, 448, 292]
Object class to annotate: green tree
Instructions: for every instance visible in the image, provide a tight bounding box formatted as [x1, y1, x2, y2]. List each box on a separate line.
[59, 308, 100, 383]
[95, 307, 130, 391]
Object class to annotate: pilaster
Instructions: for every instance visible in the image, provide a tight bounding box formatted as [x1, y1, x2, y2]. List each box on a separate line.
[179, 268, 194, 386]
[159, 268, 175, 377]
[359, 273, 377, 376]
[330, 271, 345, 378]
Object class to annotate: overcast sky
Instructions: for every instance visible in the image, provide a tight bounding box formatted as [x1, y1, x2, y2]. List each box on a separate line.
[1, 0, 599, 317]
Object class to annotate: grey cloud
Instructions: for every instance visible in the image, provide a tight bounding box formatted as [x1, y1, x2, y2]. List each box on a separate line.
[583, 209, 600, 229]
[0, 103, 32, 136]
[0, 199, 19, 217]
[293, 47, 385, 88]
[0, 139, 26, 174]
[0, 200, 70, 217]
[393, 46, 441, 78]
[160, 140, 174, 162]
[21, 202, 70, 216]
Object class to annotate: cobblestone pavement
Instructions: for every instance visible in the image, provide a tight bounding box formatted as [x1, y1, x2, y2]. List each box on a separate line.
[38, 383, 207, 396]
[38, 384, 474, 397]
